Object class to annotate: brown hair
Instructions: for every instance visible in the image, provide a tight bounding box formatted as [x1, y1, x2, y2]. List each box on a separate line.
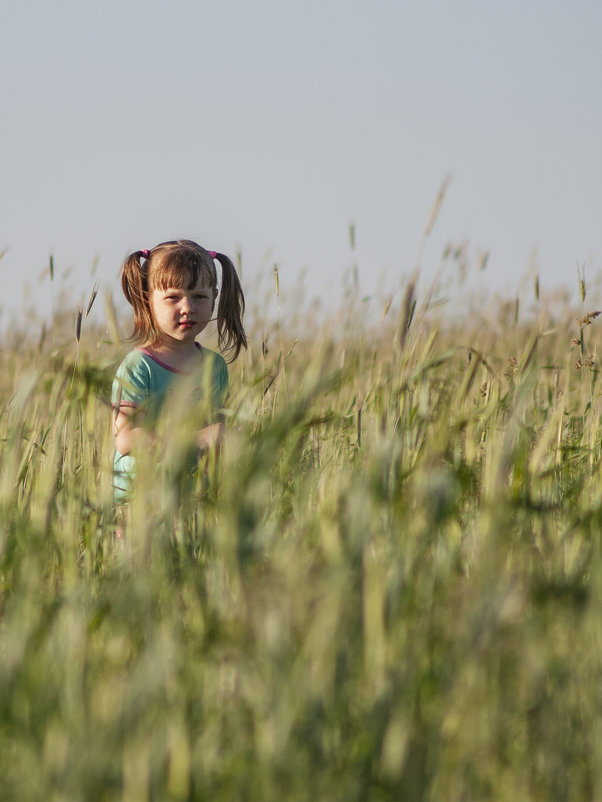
[121, 239, 247, 360]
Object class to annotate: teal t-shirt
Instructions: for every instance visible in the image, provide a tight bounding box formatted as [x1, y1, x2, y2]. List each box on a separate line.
[111, 346, 229, 502]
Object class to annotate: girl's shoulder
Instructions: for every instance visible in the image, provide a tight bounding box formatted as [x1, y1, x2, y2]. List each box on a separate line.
[114, 349, 169, 396]
[201, 346, 228, 379]
[202, 346, 227, 367]
[112, 349, 154, 406]
[115, 348, 154, 377]
[199, 347, 229, 406]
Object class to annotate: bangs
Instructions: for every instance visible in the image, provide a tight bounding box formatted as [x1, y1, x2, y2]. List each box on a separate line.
[150, 248, 216, 291]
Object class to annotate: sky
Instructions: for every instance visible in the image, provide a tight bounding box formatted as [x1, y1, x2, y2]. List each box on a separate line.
[2, 0, 602, 325]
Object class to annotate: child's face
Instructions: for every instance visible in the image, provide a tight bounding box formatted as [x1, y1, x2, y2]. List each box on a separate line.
[150, 275, 217, 344]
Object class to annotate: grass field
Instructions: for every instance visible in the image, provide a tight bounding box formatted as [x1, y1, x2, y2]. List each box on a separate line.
[1, 264, 602, 800]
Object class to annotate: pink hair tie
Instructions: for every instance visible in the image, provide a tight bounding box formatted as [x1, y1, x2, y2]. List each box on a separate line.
[140, 249, 149, 258]
[208, 250, 217, 259]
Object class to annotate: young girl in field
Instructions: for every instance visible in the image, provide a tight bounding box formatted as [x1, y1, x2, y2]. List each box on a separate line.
[111, 239, 246, 505]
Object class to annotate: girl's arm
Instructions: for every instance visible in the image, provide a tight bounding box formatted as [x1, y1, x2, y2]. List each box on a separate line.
[196, 418, 225, 452]
[115, 406, 223, 454]
[113, 406, 151, 455]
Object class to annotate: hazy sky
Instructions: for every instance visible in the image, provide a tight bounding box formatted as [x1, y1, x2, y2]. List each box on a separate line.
[2, 0, 601, 321]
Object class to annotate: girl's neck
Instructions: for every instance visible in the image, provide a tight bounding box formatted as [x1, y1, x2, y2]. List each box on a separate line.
[143, 337, 202, 371]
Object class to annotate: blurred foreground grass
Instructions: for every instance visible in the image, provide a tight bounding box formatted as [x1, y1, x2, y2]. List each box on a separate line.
[1, 274, 602, 801]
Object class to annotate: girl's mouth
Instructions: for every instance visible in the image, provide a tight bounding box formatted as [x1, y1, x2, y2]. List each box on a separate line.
[179, 321, 195, 329]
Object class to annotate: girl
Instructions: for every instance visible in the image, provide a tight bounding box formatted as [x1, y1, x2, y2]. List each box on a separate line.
[111, 239, 246, 504]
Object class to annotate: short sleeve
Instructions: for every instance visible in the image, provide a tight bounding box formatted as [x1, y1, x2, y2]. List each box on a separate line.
[112, 351, 152, 409]
[211, 352, 229, 409]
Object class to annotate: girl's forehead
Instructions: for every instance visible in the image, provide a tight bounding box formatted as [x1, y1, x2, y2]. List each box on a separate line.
[152, 263, 215, 290]
[158, 277, 215, 291]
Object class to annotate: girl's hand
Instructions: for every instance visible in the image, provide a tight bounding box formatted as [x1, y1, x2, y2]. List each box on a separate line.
[196, 421, 224, 452]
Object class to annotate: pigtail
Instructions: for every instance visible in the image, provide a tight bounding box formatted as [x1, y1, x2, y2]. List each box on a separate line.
[121, 250, 155, 343]
[214, 252, 247, 361]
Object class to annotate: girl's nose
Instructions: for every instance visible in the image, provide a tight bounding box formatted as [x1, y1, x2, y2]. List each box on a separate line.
[179, 296, 192, 314]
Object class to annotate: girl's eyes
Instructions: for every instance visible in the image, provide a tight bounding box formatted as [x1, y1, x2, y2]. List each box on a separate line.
[163, 293, 209, 301]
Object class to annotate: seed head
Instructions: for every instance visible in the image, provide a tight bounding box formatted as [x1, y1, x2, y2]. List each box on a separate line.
[504, 356, 518, 379]
[577, 310, 601, 328]
[75, 308, 83, 343]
